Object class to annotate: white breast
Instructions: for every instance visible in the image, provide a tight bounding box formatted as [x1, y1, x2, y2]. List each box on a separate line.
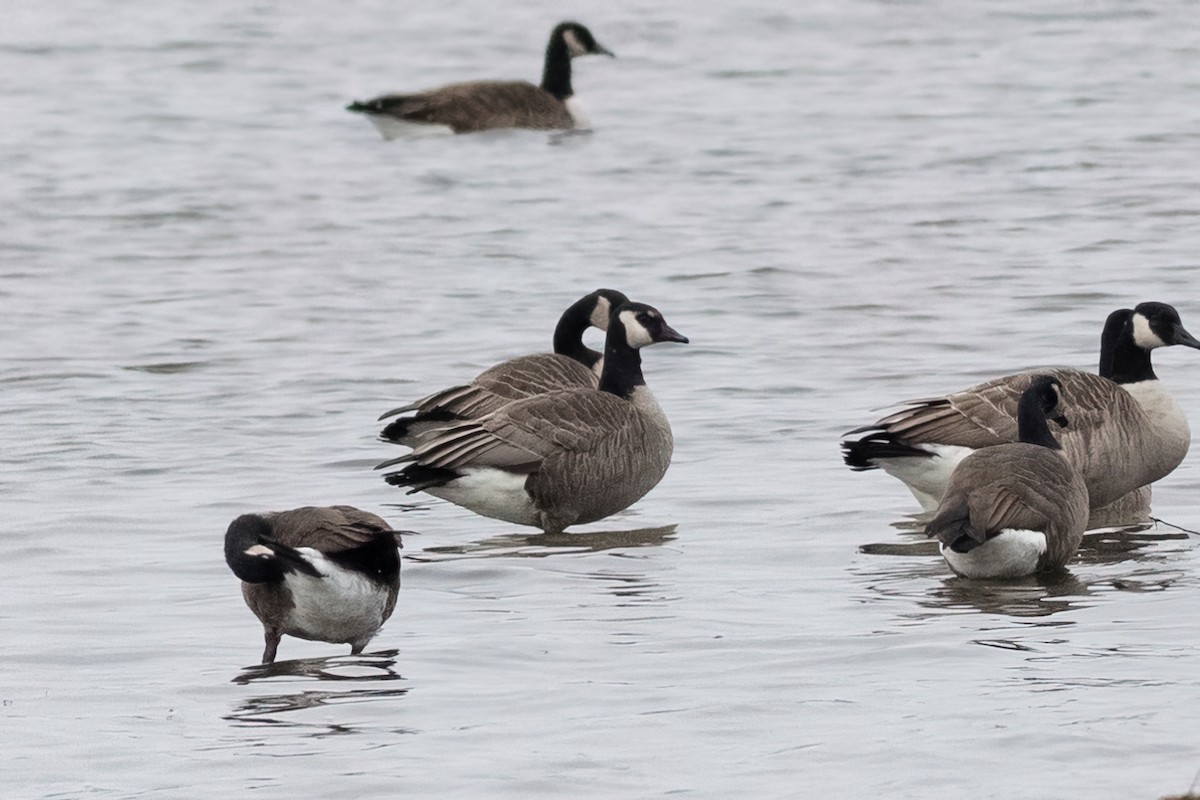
[940, 529, 1047, 579]
[564, 96, 591, 129]
[1122, 379, 1190, 443]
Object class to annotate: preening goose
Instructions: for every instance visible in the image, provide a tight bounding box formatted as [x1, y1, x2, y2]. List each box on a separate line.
[224, 506, 401, 664]
[377, 302, 688, 534]
[347, 21, 614, 138]
[926, 375, 1089, 579]
[379, 288, 630, 446]
[842, 302, 1200, 516]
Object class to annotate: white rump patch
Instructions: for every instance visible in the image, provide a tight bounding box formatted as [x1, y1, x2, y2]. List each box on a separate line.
[365, 115, 455, 141]
[564, 96, 591, 129]
[941, 529, 1047, 579]
[283, 549, 391, 644]
[876, 444, 975, 511]
[424, 467, 539, 527]
[1131, 313, 1167, 349]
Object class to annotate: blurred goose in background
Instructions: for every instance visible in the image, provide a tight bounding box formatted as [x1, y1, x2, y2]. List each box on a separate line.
[377, 302, 688, 534]
[224, 506, 401, 664]
[926, 375, 1089, 579]
[347, 21, 614, 138]
[379, 288, 629, 446]
[842, 302, 1200, 520]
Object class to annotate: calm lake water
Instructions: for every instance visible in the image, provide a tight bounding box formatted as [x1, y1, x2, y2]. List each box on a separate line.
[4, 1, 1200, 797]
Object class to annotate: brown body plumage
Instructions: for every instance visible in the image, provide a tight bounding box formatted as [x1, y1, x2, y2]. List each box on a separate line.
[225, 506, 401, 664]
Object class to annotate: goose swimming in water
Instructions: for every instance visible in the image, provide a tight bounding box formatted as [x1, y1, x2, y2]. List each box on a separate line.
[224, 506, 401, 664]
[377, 302, 688, 534]
[379, 289, 629, 447]
[926, 375, 1089, 579]
[347, 21, 614, 138]
[842, 302, 1200, 519]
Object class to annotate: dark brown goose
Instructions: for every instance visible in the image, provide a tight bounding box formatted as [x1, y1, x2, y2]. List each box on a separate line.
[379, 288, 629, 447]
[926, 375, 1089, 578]
[224, 506, 401, 664]
[842, 302, 1200, 520]
[377, 302, 688, 534]
[347, 21, 614, 138]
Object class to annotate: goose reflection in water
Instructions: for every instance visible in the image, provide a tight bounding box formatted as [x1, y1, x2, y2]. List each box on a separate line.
[227, 650, 410, 737]
[857, 519, 1194, 618]
[231, 648, 404, 685]
[409, 523, 678, 561]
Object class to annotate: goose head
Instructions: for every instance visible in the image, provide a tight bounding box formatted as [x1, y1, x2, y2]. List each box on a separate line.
[612, 302, 689, 350]
[554, 22, 615, 58]
[1017, 374, 1068, 449]
[588, 288, 630, 329]
[1130, 302, 1200, 351]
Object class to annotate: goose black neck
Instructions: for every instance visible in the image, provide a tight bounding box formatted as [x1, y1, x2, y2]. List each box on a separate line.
[224, 515, 285, 584]
[1016, 392, 1062, 450]
[1097, 308, 1155, 383]
[598, 328, 645, 399]
[540, 33, 574, 100]
[552, 296, 601, 369]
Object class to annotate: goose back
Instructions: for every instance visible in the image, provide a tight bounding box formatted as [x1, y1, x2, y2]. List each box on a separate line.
[926, 443, 1089, 576]
[353, 81, 574, 134]
[864, 367, 1186, 509]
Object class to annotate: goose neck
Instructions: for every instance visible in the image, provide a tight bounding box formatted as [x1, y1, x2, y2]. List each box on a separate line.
[540, 34, 574, 99]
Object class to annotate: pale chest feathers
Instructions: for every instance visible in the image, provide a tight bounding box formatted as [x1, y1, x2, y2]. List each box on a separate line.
[1122, 379, 1191, 446]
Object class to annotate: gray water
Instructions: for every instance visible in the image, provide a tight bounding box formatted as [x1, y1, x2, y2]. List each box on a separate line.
[4, 1, 1200, 797]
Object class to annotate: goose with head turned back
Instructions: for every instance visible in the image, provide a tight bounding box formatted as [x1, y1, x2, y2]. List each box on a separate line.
[224, 506, 401, 664]
[377, 301, 688, 534]
[842, 302, 1200, 520]
[379, 289, 629, 446]
[347, 21, 614, 138]
[926, 375, 1089, 579]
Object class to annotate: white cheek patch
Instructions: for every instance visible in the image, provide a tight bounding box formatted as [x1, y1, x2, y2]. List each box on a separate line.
[244, 544, 274, 558]
[563, 29, 587, 57]
[589, 298, 612, 330]
[621, 310, 655, 348]
[1132, 313, 1167, 349]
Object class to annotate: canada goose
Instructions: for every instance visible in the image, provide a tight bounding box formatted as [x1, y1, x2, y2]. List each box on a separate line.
[347, 21, 614, 138]
[379, 288, 629, 446]
[842, 302, 1200, 515]
[224, 506, 401, 664]
[376, 302, 688, 534]
[926, 375, 1089, 579]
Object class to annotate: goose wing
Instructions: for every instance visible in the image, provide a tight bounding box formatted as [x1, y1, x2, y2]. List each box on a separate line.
[363, 81, 572, 133]
[868, 368, 1135, 447]
[411, 388, 635, 471]
[384, 354, 597, 421]
[265, 506, 394, 551]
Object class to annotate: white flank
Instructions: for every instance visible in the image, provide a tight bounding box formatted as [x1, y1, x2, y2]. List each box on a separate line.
[876, 444, 975, 511]
[365, 115, 455, 141]
[1131, 313, 1166, 349]
[940, 529, 1047, 579]
[283, 549, 390, 645]
[564, 96, 591, 129]
[424, 467, 538, 526]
